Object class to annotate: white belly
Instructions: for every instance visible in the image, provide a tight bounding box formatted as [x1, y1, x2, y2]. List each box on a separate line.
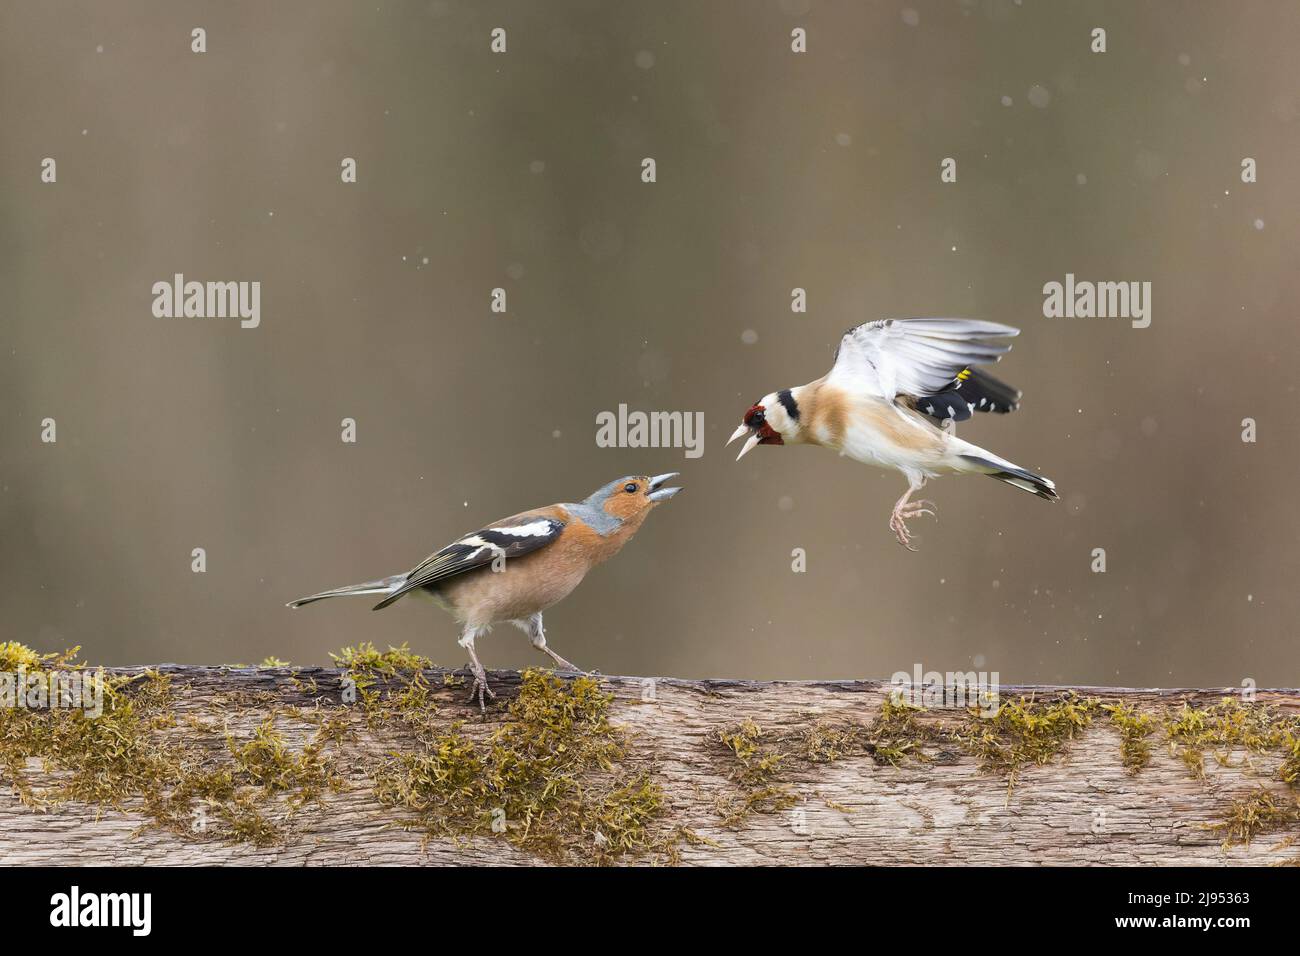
[833, 402, 953, 478]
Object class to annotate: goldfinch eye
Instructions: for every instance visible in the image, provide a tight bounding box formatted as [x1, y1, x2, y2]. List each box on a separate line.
[624, 483, 638, 494]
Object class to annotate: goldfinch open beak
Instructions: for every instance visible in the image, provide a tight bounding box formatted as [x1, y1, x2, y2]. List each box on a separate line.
[647, 472, 681, 502]
[729, 424, 761, 462]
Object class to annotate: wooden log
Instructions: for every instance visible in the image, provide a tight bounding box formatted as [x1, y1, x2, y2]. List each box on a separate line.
[2, 664, 1298, 866]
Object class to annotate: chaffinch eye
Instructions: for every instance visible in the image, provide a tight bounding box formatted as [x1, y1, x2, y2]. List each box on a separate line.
[624, 482, 638, 494]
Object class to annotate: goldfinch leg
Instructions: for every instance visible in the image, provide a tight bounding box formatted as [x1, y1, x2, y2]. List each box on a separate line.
[516, 614, 580, 672]
[889, 479, 935, 551]
[457, 626, 496, 712]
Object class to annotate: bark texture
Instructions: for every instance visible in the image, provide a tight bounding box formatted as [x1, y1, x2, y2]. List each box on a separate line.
[2, 666, 1298, 866]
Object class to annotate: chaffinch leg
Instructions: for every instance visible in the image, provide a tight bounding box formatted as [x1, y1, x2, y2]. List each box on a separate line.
[457, 625, 496, 712]
[513, 614, 580, 673]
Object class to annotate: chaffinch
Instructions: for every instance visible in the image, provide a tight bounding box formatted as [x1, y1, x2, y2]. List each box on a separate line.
[288, 473, 682, 709]
[728, 318, 1057, 550]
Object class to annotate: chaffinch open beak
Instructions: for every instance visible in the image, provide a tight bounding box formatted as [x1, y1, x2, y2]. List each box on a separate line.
[647, 472, 682, 502]
[727, 424, 760, 461]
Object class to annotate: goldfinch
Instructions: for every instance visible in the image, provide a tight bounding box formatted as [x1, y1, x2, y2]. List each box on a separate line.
[728, 318, 1057, 549]
[288, 473, 682, 708]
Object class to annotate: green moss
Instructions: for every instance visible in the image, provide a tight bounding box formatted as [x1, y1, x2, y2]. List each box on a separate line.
[1, 669, 172, 809]
[717, 720, 786, 782]
[0, 642, 81, 671]
[719, 716, 874, 776]
[2, 641, 686, 862]
[258, 656, 291, 668]
[228, 716, 344, 806]
[330, 641, 432, 679]
[713, 692, 1099, 808]
[373, 669, 677, 864]
[712, 717, 796, 825]
[1280, 735, 1300, 788]
[799, 720, 867, 763]
[711, 695, 1104, 826]
[713, 717, 876, 826]
[868, 696, 941, 766]
[328, 641, 446, 736]
[956, 693, 1098, 791]
[1164, 697, 1300, 781]
[1210, 787, 1300, 848]
[1, 642, 682, 861]
[217, 794, 286, 847]
[1104, 701, 1157, 773]
[0, 641, 49, 670]
[1079, 695, 1300, 857]
[0, 642, 348, 845]
[16, 635, 1300, 863]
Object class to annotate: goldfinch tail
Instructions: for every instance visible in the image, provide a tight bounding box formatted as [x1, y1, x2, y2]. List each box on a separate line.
[958, 453, 1059, 502]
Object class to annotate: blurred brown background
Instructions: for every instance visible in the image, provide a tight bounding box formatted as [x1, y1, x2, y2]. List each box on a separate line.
[3, 1, 1298, 686]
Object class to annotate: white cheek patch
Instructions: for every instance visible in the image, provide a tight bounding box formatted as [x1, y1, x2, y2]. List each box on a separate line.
[761, 399, 796, 440]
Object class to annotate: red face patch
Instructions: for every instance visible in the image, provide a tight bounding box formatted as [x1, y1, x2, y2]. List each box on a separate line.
[742, 404, 783, 445]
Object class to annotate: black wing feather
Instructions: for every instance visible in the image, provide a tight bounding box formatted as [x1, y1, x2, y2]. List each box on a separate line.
[911, 367, 1022, 424]
[372, 514, 565, 610]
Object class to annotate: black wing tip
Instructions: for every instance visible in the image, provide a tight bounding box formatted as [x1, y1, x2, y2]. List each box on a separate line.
[959, 368, 1023, 415]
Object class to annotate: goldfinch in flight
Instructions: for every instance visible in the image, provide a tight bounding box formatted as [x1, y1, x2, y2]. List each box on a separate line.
[728, 318, 1057, 549]
[288, 473, 682, 709]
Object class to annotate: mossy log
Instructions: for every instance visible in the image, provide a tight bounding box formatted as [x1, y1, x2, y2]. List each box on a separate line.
[2, 663, 1299, 866]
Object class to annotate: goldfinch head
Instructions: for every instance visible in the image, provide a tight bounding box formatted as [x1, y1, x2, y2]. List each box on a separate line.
[728, 389, 800, 460]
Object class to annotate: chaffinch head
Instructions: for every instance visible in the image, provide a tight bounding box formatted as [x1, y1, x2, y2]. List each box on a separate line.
[728, 318, 1057, 550]
[288, 473, 681, 709]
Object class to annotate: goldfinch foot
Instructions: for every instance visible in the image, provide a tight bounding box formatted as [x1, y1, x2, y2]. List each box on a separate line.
[901, 499, 938, 519]
[890, 502, 937, 550]
[889, 489, 937, 550]
[889, 511, 919, 551]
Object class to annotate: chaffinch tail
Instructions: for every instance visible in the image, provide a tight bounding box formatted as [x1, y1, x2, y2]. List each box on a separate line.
[288, 473, 682, 709]
[727, 318, 1057, 550]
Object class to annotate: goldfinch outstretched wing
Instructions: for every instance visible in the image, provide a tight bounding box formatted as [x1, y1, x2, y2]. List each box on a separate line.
[372, 513, 565, 610]
[826, 318, 1019, 405]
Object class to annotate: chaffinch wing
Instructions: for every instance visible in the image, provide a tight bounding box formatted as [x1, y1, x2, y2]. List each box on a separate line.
[371, 515, 566, 610]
